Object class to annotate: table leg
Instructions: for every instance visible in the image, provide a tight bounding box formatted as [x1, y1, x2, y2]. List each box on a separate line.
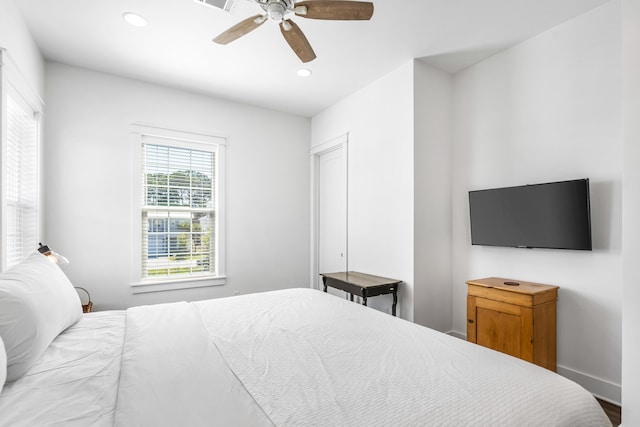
[350, 293, 354, 302]
[392, 288, 398, 317]
[362, 295, 367, 306]
[322, 277, 327, 293]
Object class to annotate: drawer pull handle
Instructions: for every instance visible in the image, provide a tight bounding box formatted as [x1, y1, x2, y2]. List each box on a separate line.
[468, 319, 474, 324]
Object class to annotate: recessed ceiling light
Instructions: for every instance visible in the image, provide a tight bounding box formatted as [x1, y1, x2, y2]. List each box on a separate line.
[297, 68, 312, 77]
[123, 12, 148, 27]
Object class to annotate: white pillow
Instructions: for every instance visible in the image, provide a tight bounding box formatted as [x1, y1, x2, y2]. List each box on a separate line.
[0, 251, 82, 382]
[0, 336, 6, 392]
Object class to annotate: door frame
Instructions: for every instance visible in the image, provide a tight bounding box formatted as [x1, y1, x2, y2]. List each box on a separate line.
[310, 133, 349, 290]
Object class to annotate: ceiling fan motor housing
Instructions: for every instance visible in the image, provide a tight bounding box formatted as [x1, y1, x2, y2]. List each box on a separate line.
[260, 0, 294, 21]
[267, 3, 285, 20]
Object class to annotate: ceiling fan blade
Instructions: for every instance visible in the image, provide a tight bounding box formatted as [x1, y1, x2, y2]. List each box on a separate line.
[280, 19, 316, 63]
[213, 14, 266, 44]
[295, 1, 374, 20]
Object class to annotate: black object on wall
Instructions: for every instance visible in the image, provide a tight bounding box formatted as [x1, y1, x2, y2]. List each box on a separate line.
[469, 178, 592, 251]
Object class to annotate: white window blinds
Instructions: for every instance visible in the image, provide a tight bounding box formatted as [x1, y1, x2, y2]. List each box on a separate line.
[141, 139, 217, 280]
[5, 93, 39, 269]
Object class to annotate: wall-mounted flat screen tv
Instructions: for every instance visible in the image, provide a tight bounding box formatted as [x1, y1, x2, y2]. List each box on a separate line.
[469, 179, 592, 251]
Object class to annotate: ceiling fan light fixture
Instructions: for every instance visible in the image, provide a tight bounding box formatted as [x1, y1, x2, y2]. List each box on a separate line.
[297, 68, 312, 77]
[266, 2, 286, 21]
[122, 12, 148, 27]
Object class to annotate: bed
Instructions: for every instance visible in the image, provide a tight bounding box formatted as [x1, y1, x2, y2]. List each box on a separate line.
[0, 253, 611, 426]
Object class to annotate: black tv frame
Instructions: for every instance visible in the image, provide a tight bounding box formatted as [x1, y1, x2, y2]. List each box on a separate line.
[468, 178, 592, 251]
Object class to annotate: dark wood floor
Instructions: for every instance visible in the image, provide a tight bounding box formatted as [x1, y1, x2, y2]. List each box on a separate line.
[597, 398, 621, 426]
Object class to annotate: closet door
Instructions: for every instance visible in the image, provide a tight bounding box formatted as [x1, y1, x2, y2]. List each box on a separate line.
[317, 144, 347, 281]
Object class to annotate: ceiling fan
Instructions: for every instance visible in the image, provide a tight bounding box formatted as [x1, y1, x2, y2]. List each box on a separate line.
[212, 0, 374, 63]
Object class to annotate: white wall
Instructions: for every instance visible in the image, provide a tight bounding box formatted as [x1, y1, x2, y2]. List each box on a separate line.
[311, 63, 415, 320]
[0, 0, 44, 97]
[413, 61, 453, 331]
[451, 1, 622, 403]
[43, 62, 310, 310]
[622, 0, 640, 423]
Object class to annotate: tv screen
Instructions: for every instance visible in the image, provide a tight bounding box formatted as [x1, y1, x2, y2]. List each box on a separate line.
[469, 179, 592, 251]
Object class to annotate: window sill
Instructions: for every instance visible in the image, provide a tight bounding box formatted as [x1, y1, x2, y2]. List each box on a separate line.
[131, 276, 226, 294]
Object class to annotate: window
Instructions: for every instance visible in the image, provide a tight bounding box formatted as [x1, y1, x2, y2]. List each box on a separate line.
[0, 50, 42, 271]
[5, 94, 39, 269]
[133, 125, 225, 291]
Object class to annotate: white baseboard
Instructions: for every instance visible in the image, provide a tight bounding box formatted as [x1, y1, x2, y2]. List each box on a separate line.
[556, 365, 621, 406]
[446, 330, 621, 405]
[447, 330, 466, 340]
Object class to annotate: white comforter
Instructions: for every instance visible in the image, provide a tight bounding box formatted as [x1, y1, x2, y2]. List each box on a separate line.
[0, 288, 611, 426]
[114, 301, 272, 427]
[0, 311, 125, 426]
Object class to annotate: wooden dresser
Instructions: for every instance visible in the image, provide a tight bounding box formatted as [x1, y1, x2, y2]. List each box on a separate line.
[466, 277, 559, 371]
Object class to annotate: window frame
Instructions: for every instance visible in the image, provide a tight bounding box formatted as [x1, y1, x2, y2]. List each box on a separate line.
[131, 124, 226, 294]
[0, 49, 44, 272]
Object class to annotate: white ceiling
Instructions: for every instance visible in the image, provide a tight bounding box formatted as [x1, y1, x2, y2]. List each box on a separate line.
[16, 0, 610, 117]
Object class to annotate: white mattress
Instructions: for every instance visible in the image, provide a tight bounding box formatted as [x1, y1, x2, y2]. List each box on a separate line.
[0, 288, 611, 426]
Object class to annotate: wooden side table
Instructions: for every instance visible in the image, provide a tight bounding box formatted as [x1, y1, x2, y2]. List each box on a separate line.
[466, 277, 558, 371]
[320, 271, 401, 316]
